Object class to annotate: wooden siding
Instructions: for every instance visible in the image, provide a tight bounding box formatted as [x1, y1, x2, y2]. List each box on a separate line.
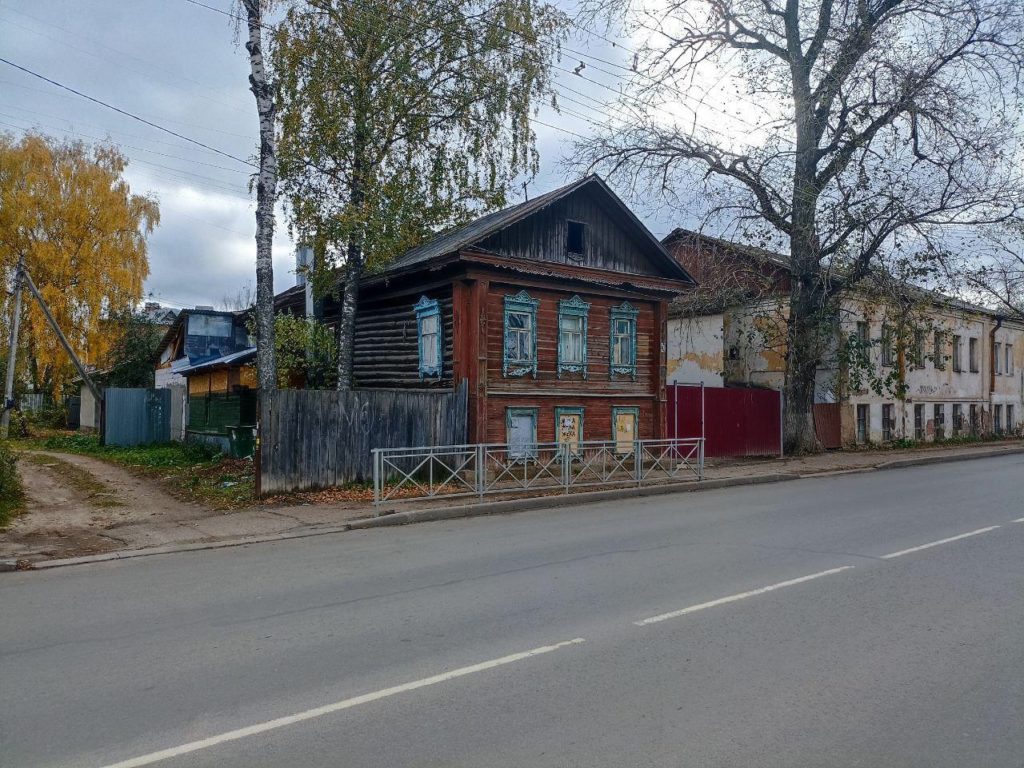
[484, 281, 659, 395]
[189, 391, 258, 435]
[483, 396, 654, 445]
[351, 287, 454, 389]
[475, 185, 666, 277]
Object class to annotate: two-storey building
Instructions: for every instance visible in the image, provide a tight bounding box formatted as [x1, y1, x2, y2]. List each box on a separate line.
[275, 176, 695, 452]
[663, 228, 1024, 444]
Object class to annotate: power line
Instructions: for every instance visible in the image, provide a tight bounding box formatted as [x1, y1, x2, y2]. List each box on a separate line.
[0, 109, 250, 174]
[0, 8, 254, 116]
[0, 117, 252, 200]
[0, 57, 257, 169]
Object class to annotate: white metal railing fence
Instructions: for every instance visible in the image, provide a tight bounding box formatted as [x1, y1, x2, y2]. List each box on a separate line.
[372, 438, 704, 504]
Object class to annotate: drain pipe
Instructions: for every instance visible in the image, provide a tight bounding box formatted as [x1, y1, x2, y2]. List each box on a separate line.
[990, 315, 1004, 424]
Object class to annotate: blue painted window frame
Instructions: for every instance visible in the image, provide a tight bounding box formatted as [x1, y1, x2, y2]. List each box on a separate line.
[557, 295, 590, 378]
[503, 290, 540, 378]
[414, 295, 442, 378]
[506, 407, 538, 459]
[609, 302, 639, 379]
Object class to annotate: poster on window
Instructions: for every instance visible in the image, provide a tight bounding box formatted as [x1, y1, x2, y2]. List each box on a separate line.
[559, 414, 580, 454]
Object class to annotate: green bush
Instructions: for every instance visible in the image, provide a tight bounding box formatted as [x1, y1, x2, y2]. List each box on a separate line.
[27, 402, 67, 430]
[41, 433, 221, 468]
[43, 433, 101, 453]
[0, 440, 24, 526]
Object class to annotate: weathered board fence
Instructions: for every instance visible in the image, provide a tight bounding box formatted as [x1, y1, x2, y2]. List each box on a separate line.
[259, 382, 468, 493]
[105, 387, 172, 447]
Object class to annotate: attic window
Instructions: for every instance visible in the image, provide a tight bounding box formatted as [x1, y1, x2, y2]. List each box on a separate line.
[566, 220, 586, 255]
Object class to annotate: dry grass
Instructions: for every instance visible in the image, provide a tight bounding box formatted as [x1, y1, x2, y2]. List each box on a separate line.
[21, 453, 123, 509]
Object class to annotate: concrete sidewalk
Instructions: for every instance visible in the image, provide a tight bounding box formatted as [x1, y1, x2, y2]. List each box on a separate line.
[6, 439, 1024, 570]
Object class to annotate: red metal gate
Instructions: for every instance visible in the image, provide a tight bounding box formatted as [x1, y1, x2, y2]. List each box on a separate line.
[812, 403, 843, 449]
[667, 384, 782, 458]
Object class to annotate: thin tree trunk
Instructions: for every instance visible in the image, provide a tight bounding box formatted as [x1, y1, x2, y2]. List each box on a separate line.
[242, 0, 277, 393]
[335, 107, 369, 392]
[335, 260, 361, 392]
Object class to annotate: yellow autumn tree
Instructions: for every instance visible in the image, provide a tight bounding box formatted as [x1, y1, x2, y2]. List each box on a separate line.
[0, 133, 159, 396]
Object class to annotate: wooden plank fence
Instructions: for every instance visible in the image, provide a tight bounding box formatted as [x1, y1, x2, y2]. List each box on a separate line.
[259, 382, 468, 493]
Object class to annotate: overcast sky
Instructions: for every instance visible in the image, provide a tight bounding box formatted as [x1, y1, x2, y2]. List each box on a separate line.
[0, 0, 711, 310]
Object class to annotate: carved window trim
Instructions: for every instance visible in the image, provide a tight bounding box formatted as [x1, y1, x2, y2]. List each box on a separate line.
[557, 295, 590, 378]
[414, 295, 442, 379]
[503, 290, 539, 378]
[609, 302, 639, 379]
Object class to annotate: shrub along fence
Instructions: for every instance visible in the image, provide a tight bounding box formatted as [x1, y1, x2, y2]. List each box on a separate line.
[258, 382, 467, 494]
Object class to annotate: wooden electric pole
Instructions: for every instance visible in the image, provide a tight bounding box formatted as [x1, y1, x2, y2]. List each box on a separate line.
[1, 258, 25, 439]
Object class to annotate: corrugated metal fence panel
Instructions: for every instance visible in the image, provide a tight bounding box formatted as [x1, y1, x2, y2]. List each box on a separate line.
[668, 385, 782, 458]
[260, 381, 468, 493]
[813, 403, 843, 449]
[105, 388, 172, 446]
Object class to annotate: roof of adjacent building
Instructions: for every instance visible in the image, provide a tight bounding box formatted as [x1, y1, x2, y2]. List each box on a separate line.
[663, 227, 1019, 322]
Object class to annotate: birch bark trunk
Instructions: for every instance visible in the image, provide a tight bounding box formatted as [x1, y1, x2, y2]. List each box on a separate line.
[242, 0, 277, 393]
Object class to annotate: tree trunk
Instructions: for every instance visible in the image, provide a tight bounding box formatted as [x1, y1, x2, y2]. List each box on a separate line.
[783, 283, 824, 454]
[335, 260, 361, 392]
[784, 41, 824, 455]
[242, 0, 277, 394]
[335, 103, 369, 392]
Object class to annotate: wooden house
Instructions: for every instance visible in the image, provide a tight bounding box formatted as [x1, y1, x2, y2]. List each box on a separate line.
[153, 308, 256, 447]
[275, 175, 695, 452]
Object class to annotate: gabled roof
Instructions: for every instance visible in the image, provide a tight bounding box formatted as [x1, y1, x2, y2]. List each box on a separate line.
[387, 175, 694, 283]
[663, 228, 792, 271]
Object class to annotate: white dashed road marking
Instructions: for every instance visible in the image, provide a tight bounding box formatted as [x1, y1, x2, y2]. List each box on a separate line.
[880, 526, 1000, 559]
[634, 566, 855, 626]
[99, 637, 586, 768]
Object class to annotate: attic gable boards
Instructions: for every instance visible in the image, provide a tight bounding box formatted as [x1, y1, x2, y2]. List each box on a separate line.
[470, 183, 671, 279]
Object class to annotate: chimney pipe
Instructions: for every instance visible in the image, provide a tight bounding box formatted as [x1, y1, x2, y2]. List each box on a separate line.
[296, 244, 315, 318]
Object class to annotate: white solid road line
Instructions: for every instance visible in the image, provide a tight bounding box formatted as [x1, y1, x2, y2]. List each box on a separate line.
[634, 566, 855, 627]
[1012, 517, 1024, 524]
[880, 526, 1001, 559]
[98, 637, 586, 768]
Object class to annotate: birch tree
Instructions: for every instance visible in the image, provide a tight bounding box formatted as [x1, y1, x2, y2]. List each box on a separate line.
[577, 0, 1024, 452]
[240, 0, 278, 394]
[0, 133, 158, 396]
[272, 0, 567, 390]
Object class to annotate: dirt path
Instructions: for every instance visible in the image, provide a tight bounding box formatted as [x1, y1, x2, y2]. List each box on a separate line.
[1, 451, 370, 562]
[1, 452, 211, 560]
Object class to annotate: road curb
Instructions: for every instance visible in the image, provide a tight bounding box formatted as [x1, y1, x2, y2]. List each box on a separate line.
[28, 524, 354, 570]
[16, 444, 1024, 571]
[346, 472, 800, 530]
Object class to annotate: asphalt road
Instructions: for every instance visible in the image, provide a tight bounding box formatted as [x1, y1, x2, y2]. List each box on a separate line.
[3, 454, 1023, 768]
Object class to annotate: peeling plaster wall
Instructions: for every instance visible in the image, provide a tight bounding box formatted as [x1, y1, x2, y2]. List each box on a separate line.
[709, 294, 1024, 443]
[722, 299, 788, 391]
[837, 297, 1024, 443]
[667, 314, 724, 386]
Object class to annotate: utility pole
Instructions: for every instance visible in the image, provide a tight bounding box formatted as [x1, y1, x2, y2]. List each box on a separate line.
[20, 268, 102, 407]
[1, 258, 25, 439]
